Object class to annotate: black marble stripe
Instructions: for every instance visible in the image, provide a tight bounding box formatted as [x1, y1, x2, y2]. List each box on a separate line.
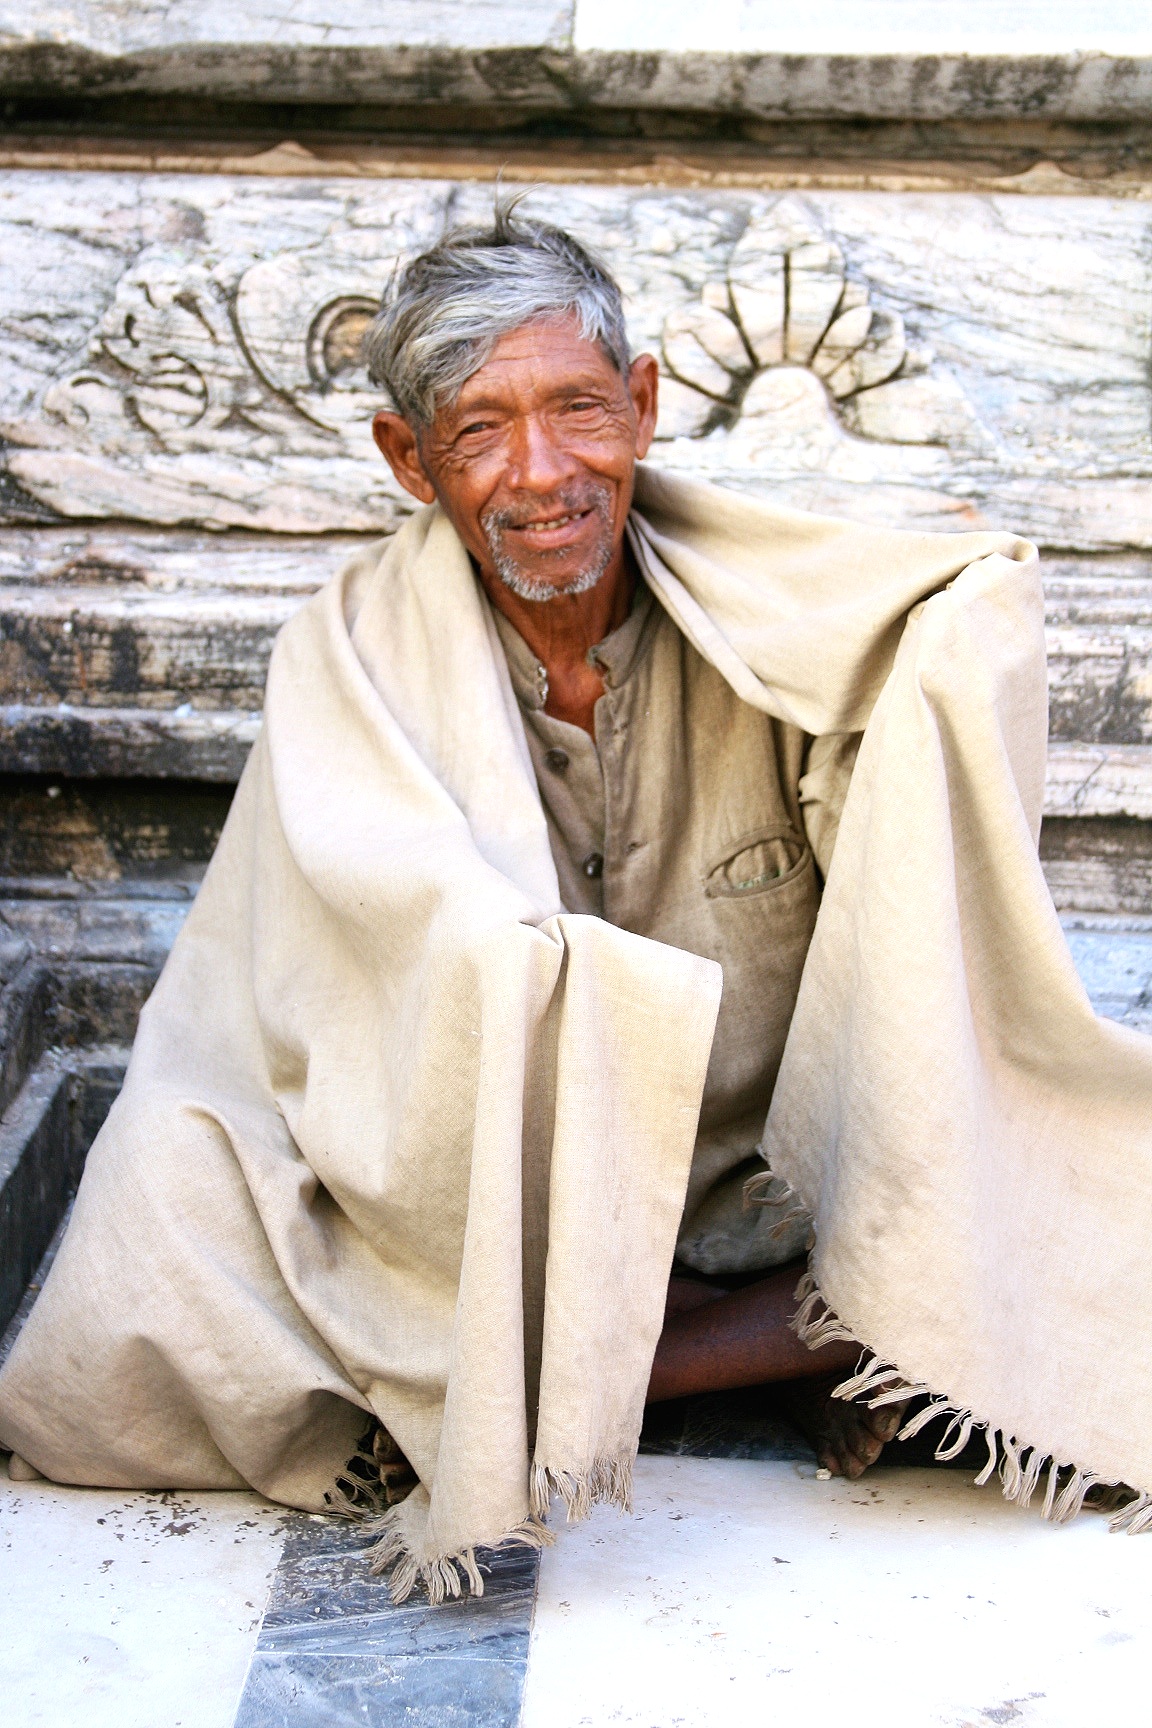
[233, 1513, 539, 1728]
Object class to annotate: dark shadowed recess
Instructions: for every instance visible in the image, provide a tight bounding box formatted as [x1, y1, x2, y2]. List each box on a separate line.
[4, 97, 1152, 179]
[0, 775, 232, 882]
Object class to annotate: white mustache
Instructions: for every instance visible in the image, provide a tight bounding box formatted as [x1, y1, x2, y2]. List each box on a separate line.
[482, 486, 611, 538]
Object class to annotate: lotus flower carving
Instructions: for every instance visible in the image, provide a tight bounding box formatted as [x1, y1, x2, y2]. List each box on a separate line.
[654, 200, 982, 455]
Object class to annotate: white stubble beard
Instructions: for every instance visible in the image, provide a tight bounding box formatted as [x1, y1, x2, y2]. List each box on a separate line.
[481, 483, 616, 603]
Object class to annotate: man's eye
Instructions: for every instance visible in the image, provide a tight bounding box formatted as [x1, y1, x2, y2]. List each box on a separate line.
[458, 421, 495, 438]
[566, 399, 600, 413]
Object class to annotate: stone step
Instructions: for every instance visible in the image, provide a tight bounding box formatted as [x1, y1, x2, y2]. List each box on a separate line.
[8, 720, 1152, 822]
[1, 4, 1150, 122]
[3, 534, 1152, 790]
[0, 706, 260, 782]
[0, 880, 195, 1050]
[0, 777, 229, 882]
[1040, 817, 1152, 917]
[0, 1045, 128, 1337]
[0, 527, 357, 720]
[3, 770, 1149, 916]
[0, 922, 49, 1117]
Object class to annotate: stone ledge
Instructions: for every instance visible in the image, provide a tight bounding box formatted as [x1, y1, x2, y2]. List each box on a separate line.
[0, 142, 1149, 201]
[0, 706, 260, 781]
[1, 22, 1151, 119]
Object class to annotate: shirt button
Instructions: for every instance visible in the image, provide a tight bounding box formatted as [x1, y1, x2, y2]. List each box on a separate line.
[544, 748, 570, 772]
[582, 852, 604, 880]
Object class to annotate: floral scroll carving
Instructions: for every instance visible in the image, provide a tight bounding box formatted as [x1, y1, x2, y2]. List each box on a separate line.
[3, 192, 990, 533]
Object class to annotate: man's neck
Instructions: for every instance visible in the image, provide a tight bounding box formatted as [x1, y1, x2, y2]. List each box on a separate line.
[478, 538, 636, 737]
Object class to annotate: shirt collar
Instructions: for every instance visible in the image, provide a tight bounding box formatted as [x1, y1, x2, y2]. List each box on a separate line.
[487, 559, 657, 711]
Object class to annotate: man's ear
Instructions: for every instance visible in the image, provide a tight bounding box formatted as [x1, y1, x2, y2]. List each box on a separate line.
[628, 353, 660, 460]
[372, 411, 437, 504]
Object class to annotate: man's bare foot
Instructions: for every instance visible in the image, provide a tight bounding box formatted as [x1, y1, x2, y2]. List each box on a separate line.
[778, 1371, 908, 1479]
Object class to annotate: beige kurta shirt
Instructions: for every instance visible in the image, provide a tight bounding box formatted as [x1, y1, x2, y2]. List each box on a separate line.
[490, 534, 857, 1275]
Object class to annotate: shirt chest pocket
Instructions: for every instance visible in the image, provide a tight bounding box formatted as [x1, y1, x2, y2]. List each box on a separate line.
[703, 824, 812, 899]
[700, 823, 822, 1096]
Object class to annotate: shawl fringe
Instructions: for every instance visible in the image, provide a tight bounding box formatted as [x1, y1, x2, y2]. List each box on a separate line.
[361, 1507, 553, 1605]
[530, 1454, 635, 1522]
[790, 1267, 1145, 1534]
[327, 1458, 554, 1604]
[325, 1440, 634, 1600]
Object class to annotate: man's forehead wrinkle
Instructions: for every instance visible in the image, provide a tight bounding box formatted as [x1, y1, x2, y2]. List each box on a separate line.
[454, 373, 616, 410]
[440, 319, 623, 403]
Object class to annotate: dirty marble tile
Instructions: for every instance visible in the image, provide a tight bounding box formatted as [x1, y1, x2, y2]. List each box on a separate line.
[0, 1477, 284, 1728]
[522, 1454, 1152, 1728]
[233, 1514, 540, 1728]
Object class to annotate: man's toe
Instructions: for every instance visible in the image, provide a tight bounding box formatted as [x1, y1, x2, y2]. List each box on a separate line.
[848, 1429, 884, 1470]
[840, 1454, 864, 1480]
[820, 1418, 875, 1478]
[867, 1404, 903, 1443]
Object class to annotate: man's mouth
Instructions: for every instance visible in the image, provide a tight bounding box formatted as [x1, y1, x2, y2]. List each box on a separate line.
[480, 482, 616, 599]
[508, 508, 591, 533]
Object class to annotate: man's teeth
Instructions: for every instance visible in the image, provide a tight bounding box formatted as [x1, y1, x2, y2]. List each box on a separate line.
[519, 513, 580, 530]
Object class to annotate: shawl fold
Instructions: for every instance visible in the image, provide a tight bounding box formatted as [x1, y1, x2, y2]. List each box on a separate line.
[3, 464, 1151, 1596]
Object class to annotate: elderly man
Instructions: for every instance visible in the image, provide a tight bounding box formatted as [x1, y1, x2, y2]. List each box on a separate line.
[366, 208, 887, 1475]
[4, 205, 1150, 1597]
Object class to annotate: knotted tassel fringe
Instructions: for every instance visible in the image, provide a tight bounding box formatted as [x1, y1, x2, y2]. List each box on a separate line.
[360, 1508, 553, 1605]
[531, 1454, 635, 1522]
[790, 1268, 1145, 1535]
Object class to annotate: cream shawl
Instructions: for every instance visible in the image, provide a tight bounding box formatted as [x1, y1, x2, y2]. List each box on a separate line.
[3, 465, 1151, 1600]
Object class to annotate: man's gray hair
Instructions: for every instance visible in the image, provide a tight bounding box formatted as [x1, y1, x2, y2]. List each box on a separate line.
[364, 200, 631, 427]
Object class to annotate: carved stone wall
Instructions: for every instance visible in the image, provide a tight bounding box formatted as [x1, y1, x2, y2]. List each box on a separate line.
[2, 173, 1150, 547]
[1, 159, 1151, 927]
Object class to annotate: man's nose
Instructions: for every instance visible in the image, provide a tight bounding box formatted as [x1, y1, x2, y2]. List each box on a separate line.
[504, 414, 578, 493]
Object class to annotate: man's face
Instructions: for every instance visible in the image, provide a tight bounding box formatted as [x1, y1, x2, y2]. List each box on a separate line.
[373, 313, 659, 602]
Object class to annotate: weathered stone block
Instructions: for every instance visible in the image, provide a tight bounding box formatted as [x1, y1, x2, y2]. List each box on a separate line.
[1, 173, 1148, 550]
[1, 3, 1150, 118]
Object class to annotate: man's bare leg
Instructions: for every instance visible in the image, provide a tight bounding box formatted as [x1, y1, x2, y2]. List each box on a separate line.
[648, 1269, 906, 1479]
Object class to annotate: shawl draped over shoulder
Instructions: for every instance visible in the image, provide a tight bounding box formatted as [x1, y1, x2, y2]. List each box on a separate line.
[3, 465, 1152, 1597]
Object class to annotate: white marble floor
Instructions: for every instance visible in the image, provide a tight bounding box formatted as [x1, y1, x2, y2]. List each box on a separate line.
[8, 1455, 1148, 1728]
[522, 1455, 1151, 1728]
[0, 1477, 284, 1728]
